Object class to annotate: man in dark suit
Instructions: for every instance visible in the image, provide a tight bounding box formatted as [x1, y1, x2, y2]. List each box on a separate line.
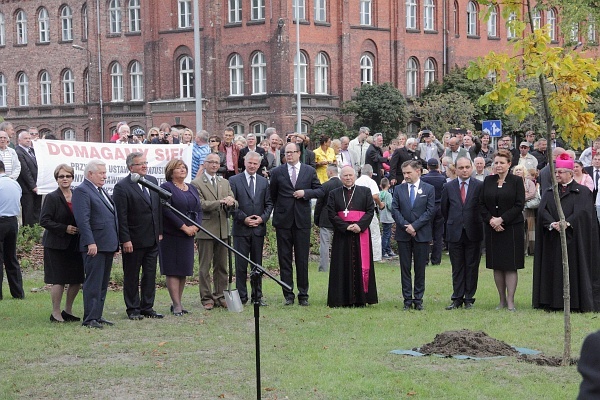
[420, 158, 446, 265]
[314, 165, 342, 272]
[238, 133, 268, 173]
[584, 152, 600, 202]
[389, 138, 421, 185]
[15, 130, 42, 226]
[364, 133, 388, 186]
[229, 151, 273, 305]
[578, 330, 600, 399]
[269, 143, 323, 306]
[113, 152, 163, 320]
[72, 160, 119, 329]
[392, 160, 435, 310]
[440, 157, 484, 310]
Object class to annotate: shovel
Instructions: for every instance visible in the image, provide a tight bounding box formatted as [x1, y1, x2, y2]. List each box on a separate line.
[223, 218, 243, 312]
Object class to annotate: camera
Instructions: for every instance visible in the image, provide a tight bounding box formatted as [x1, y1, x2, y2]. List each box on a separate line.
[127, 134, 133, 138]
[421, 130, 431, 138]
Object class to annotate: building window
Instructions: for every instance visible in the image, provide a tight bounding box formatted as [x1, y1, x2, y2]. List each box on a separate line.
[0, 13, 5, 46]
[129, 0, 141, 32]
[38, 8, 50, 43]
[406, 0, 417, 30]
[110, 62, 124, 101]
[424, 58, 436, 88]
[82, 4, 88, 40]
[570, 24, 579, 43]
[293, 0, 305, 20]
[360, 0, 372, 26]
[466, 1, 477, 36]
[251, 0, 265, 21]
[453, 1, 459, 36]
[0, 74, 6, 107]
[252, 123, 267, 140]
[424, 0, 435, 31]
[84, 69, 90, 103]
[179, 0, 192, 28]
[18, 72, 29, 106]
[229, 0, 242, 23]
[315, 0, 326, 22]
[130, 61, 143, 100]
[63, 69, 75, 104]
[487, 6, 497, 37]
[84, 128, 90, 141]
[532, 10, 541, 30]
[294, 52, 308, 94]
[300, 122, 309, 135]
[64, 128, 76, 141]
[109, 0, 122, 34]
[588, 19, 597, 43]
[229, 54, 244, 96]
[315, 52, 328, 95]
[230, 123, 244, 136]
[507, 12, 516, 39]
[16, 10, 28, 45]
[406, 57, 418, 97]
[61, 6, 73, 41]
[251, 52, 266, 95]
[360, 54, 373, 85]
[547, 9, 556, 41]
[179, 56, 194, 98]
[487, 71, 497, 84]
[40, 71, 52, 105]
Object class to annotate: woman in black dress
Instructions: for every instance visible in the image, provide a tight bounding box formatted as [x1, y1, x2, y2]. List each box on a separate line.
[480, 149, 525, 311]
[40, 164, 84, 322]
[159, 159, 202, 316]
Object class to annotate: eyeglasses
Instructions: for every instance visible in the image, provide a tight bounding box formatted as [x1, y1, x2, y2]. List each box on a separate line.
[285, 151, 299, 155]
[204, 160, 220, 164]
[209, 140, 220, 143]
[520, 146, 529, 149]
[132, 162, 149, 166]
[57, 175, 73, 179]
[150, 134, 158, 137]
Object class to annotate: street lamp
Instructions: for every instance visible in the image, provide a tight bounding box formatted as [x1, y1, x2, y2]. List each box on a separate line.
[73, 44, 105, 142]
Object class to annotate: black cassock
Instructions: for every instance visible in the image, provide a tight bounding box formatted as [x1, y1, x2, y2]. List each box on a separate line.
[533, 181, 600, 312]
[326, 185, 378, 307]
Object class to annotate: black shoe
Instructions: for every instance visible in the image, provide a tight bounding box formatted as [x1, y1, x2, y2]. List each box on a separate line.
[83, 320, 103, 329]
[445, 301, 463, 310]
[414, 303, 424, 311]
[98, 317, 115, 326]
[403, 305, 412, 311]
[50, 314, 64, 323]
[61, 311, 81, 322]
[252, 299, 268, 306]
[128, 313, 144, 320]
[141, 310, 164, 319]
[284, 299, 294, 306]
[464, 303, 474, 310]
[299, 299, 309, 306]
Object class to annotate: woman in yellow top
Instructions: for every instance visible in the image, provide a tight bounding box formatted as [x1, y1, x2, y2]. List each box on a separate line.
[313, 135, 337, 183]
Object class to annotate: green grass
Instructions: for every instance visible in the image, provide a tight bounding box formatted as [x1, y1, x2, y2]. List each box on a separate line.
[0, 254, 596, 399]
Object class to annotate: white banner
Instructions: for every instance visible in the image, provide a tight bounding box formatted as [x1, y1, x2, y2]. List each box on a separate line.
[35, 140, 193, 195]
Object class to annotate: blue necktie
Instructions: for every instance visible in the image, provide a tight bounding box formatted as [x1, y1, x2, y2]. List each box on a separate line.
[409, 184, 415, 206]
[249, 175, 255, 198]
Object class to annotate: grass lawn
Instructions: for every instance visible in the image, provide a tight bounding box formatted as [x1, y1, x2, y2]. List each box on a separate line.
[0, 254, 596, 399]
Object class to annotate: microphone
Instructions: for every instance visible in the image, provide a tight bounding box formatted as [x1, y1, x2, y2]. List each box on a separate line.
[130, 173, 172, 200]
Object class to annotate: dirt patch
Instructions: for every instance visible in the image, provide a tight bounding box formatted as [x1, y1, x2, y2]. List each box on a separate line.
[517, 354, 578, 366]
[415, 329, 519, 358]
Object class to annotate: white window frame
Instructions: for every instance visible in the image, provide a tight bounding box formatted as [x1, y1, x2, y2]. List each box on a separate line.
[130, 61, 143, 100]
[547, 9, 556, 41]
[0, 13, 5, 46]
[314, 0, 326, 22]
[360, 54, 373, 86]
[40, 71, 52, 105]
[466, 1, 477, 36]
[507, 12, 516, 39]
[294, 52, 308, 94]
[532, 10, 541, 30]
[61, 6, 73, 41]
[82, 4, 88, 40]
[293, 0, 306, 21]
[588, 19, 597, 43]
[0, 74, 6, 107]
[64, 129, 76, 141]
[452, 1, 458, 36]
[18, 73, 29, 106]
[406, 0, 417, 30]
[38, 8, 50, 43]
[109, 0, 122, 34]
[228, 0, 242, 23]
[252, 123, 267, 141]
[487, 6, 497, 37]
[63, 69, 75, 104]
[129, 0, 141, 32]
[229, 54, 244, 96]
[315, 52, 328, 95]
[251, 52, 266, 95]
[85, 69, 90, 103]
[570, 24, 579, 43]
[230, 124, 244, 136]
[360, 0, 372, 26]
[424, 58, 435, 88]
[111, 62, 124, 102]
[424, 0, 435, 31]
[406, 58, 418, 97]
[251, 0, 265, 21]
[179, 56, 194, 99]
[16, 10, 28, 45]
[179, 0, 192, 28]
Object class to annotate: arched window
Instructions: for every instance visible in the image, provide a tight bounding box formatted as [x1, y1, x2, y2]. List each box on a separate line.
[38, 8, 50, 43]
[0, 74, 7, 107]
[507, 12, 517, 39]
[16, 10, 28, 44]
[252, 122, 267, 141]
[406, 0, 417, 29]
[424, 58, 436, 88]
[0, 13, 5, 46]
[251, 52, 266, 95]
[294, 52, 308, 94]
[229, 0, 242, 23]
[453, 1, 459, 36]
[61, 6, 73, 41]
[130, 61, 143, 100]
[487, 6, 497, 37]
[40, 70, 52, 105]
[63, 128, 76, 141]
[17, 72, 29, 106]
[547, 9, 556, 41]
[63, 69, 75, 104]
[466, 1, 477, 36]
[424, 0, 435, 31]
[315, 52, 328, 95]
[532, 10, 541, 30]
[360, 54, 374, 86]
[178, 0, 192, 28]
[229, 123, 244, 136]
[109, 0, 121, 34]
[110, 62, 123, 101]
[82, 4, 88, 40]
[179, 56, 194, 98]
[128, 0, 141, 32]
[406, 57, 418, 97]
[229, 54, 244, 96]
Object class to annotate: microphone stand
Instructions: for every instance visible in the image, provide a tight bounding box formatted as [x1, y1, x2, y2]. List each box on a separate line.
[160, 199, 289, 400]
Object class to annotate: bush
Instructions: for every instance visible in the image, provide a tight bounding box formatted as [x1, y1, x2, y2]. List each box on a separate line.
[17, 224, 43, 254]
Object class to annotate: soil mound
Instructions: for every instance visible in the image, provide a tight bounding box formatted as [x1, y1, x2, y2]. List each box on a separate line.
[517, 354, 577, 366]
[416, 329, 519, 358]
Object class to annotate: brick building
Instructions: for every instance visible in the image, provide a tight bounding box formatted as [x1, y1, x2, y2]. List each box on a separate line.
[0, 0, 596, 142]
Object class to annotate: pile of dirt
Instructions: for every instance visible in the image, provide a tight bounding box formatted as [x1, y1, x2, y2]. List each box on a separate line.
[416, 329, 519, 358]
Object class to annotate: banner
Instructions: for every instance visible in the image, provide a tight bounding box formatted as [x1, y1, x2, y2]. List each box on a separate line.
[35, 140, 193, 195]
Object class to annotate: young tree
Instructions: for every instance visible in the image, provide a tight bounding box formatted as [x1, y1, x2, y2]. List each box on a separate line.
[412, 92, 476, 137]
[468, 0, 600, 364]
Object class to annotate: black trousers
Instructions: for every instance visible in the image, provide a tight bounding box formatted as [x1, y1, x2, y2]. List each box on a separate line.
[122, 244, 158, 315]
[276, 225, 310, 301]
[233, 235, 265, 302]
[20, 192, 42, 227]
[429, 205, 444, 264]
[397, 239, 429, 306]
[448, 231, 482, 304]
[0, 217, 24, 299]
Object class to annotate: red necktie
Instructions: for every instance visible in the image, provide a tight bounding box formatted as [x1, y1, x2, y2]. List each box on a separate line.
[460, 181, 466, 204]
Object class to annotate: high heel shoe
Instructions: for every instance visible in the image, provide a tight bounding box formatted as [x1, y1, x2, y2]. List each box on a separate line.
[50, 314, 64, 323]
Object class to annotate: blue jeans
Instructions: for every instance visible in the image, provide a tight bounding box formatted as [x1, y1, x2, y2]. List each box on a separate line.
[382, 223, 393, 255]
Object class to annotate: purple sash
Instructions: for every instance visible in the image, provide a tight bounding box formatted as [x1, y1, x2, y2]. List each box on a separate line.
[338, 210, 370, 293]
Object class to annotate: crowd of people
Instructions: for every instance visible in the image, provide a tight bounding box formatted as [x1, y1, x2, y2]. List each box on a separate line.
[1, 121, 600, 331]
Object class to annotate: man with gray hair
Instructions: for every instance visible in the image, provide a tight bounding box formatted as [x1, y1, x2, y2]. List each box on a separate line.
[239, 133, 268, 174]
[356, 164, 384, 262]
[389, 137, 420, 185]
[115, 124, 132, 144]
[191, 130, 211, 179]
[0, 121, 16, 149]
[349, 127, 370, 170]
[339, 136, 360, 175]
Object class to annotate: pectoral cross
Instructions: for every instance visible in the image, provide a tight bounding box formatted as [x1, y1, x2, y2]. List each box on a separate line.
[343, 209, 349, 217]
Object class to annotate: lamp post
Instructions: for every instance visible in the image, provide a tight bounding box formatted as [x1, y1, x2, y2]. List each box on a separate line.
[73, 44, 104, 142]
[295, 1, 302, 134]
[193, 0, 202, 132]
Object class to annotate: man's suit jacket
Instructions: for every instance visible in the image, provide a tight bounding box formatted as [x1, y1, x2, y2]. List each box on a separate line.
[440, 178, 483, 243]
[417, 141, 444, 162]
[584, 166, 599, 201]
[191, 173, 238, 240]
[229, 173, 273, 237]
[578, 330, 600, 400]
[389, 147, 420, 182]
[337, 148, 361, 175]
[420, 170, 446, 203]
[364, 144, 387, 178]
[40, 188, 79, 250]
[112, 174, 162, 248]
[239, 146, 268, 172]
[269, 163, 323, 230]
[444, 147, 470, 162]
[15, 146, 37, 193]
[392, 180, 435, 242]
[218, 142, 240, 175]
[314, 176, 342, 229]
[72, 179, 119, 253]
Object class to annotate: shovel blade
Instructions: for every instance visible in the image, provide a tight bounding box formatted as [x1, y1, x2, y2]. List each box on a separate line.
[223, 289, 244, 312]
